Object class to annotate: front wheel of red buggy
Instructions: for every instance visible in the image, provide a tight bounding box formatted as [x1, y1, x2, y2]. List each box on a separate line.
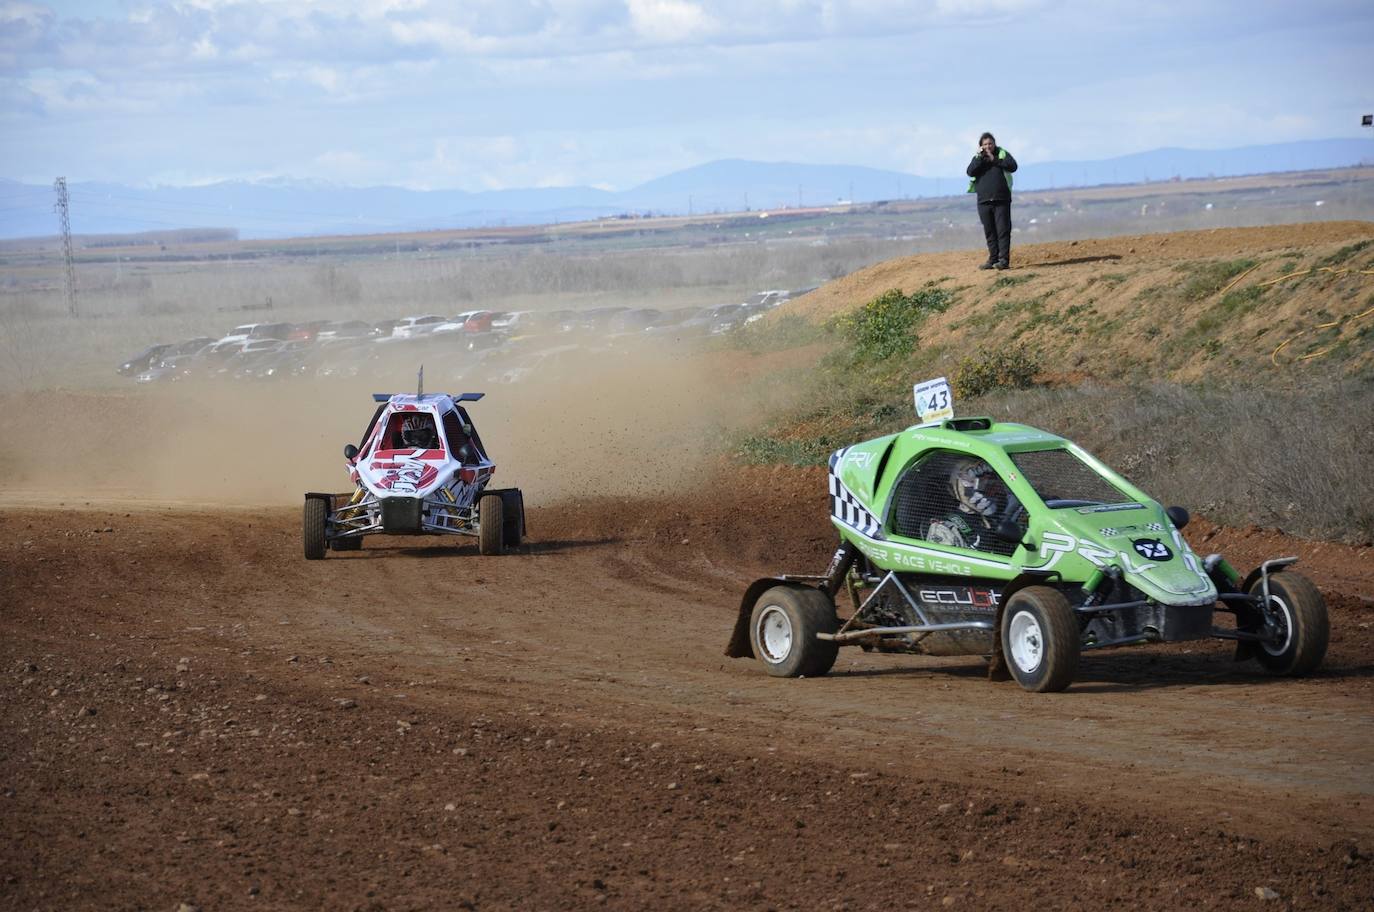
[478, 493, 505, 556]
[303, 499, 327, 561]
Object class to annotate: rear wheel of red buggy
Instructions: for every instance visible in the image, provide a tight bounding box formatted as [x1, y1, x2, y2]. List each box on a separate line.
[500, 490, 523, 549]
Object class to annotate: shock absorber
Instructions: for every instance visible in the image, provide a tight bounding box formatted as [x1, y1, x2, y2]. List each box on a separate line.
[337, 484, 367, 520]
[1080, 565, 1120, 607]
[821, 540, 858, 598]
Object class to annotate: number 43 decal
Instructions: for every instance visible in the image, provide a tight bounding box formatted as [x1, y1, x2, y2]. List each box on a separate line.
[913, 377, 954, 423]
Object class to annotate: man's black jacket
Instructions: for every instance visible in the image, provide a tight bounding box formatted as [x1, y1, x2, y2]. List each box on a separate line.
[967, 148, 1017, 202]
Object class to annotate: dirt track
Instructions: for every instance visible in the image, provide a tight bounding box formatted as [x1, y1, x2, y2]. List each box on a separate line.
[3, 470, 1372, 910]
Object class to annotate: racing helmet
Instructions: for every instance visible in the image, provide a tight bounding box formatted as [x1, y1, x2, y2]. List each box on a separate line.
[951, 457, 1002, 517]
[401, 414, 436, 448]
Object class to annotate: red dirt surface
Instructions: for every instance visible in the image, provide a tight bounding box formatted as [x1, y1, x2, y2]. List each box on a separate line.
[3, 471, 1372, 910]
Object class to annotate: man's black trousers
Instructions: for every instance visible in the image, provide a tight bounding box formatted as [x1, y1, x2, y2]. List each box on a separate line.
[978, 200, 1012, 265]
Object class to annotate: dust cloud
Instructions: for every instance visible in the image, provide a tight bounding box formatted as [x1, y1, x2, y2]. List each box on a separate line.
[0, 335, 769, 510]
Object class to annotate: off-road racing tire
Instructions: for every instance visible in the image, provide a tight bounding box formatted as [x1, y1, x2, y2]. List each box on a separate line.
[500, 489, 523, 549]
[748, 586, 840, 678]
[1001, 586, 1079, 693]
[303, 499, 328, 561]
[478, 493, 505, 556]
[331, 536, 362, 552]
[1249, 571, 1328, 676]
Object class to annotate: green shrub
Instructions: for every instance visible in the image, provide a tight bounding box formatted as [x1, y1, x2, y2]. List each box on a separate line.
[1315, 240, 1371, 269]
[992, 273, 1035, 290]
[833, 287, 953, 360]
[1214, 284, 1265, 319]
[1180, 258, 1256, 301]
[953, 344, 1042, 397]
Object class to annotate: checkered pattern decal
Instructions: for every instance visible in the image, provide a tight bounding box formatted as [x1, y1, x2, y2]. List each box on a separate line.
[829, 448, 882, 538]
[1098, 520, 1165, 538]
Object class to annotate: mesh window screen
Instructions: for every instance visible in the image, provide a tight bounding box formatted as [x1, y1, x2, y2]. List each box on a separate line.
[1010, 449, 1131, 507]
[889, 451, 1018, 558]
[442, 412, 467, 455]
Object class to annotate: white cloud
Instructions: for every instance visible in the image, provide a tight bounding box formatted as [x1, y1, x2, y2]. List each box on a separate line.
[626, 0, 716, 43]
[0, 1, 55, 68]
[189, 34, 217, 59]
[301, 65, 339, 93]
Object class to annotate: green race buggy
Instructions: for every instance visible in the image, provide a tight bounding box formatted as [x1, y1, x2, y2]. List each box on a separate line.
[726, 412, 1328, 693]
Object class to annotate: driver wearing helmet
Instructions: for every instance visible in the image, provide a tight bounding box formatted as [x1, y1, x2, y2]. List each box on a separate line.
[926, 457, 1005, 550]
[400, 414, 439, 449]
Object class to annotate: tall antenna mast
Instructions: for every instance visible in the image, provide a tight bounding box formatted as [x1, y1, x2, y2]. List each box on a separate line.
[53, 177, 77, 317]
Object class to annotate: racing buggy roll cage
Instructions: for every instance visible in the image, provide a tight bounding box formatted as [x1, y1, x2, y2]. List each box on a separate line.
[303, 385, 525, 559]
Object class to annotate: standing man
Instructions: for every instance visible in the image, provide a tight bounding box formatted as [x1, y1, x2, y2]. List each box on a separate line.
[967, 132, 1017, 270]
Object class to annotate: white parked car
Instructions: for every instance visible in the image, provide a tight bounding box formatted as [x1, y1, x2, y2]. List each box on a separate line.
[214, 323, 265, 347]
[392, 315, 448, 338]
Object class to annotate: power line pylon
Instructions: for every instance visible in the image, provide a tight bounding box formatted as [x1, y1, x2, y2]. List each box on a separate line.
[53, 177, 77, 317]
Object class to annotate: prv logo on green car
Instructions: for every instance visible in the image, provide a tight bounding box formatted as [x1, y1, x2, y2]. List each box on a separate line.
[726, 378, 1328, 693]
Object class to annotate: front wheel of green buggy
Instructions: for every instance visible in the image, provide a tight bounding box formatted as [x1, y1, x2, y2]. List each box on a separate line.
[1001, 586, 1079, 693]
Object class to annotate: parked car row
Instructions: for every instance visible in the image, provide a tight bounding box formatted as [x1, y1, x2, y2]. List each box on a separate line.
[117, 289, 807, 385]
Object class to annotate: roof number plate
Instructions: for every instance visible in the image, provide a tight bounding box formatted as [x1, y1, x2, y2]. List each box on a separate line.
[913, 377, 954, 425]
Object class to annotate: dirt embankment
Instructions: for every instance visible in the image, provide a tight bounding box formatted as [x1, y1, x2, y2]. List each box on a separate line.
[786, 221, 1374, 381]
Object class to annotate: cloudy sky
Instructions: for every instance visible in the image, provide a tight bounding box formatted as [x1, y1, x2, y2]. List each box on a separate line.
[2, 0, 1371, 191]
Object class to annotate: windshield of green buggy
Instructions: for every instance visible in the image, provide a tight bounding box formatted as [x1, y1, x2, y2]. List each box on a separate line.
[1009, 448, 1139, 510]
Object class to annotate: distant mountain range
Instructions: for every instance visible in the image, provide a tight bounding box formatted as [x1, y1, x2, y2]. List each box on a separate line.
[3, 138, 1370, 241]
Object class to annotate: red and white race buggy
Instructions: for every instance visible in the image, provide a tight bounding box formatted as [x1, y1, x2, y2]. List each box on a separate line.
[303, 390, 524, 558]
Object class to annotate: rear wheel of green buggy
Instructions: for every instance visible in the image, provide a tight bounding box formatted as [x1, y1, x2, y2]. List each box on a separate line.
[749, 586, 839, 678]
